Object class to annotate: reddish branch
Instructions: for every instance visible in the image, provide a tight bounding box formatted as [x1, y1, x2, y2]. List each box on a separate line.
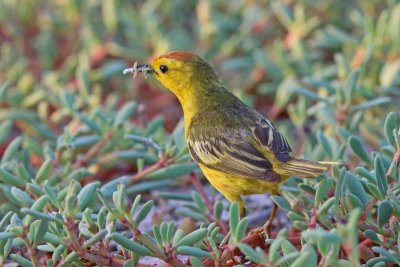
[203, 234, 268, 267]
[63, 218, 123, 267]
[202, 233, 302, 267]
[309, 206, 318, 229]
[360, 196, 377, 222]
[336, 106, 348, 126]
[129, 159, 168, 185]
[20, 231, 40, 267]
[190, 173, 213, 212]
[73, 132, 113, 169]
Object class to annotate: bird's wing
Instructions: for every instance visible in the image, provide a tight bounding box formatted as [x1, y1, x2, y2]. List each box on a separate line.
[251, 118, 292, 162]
[187, 127, 282, 183]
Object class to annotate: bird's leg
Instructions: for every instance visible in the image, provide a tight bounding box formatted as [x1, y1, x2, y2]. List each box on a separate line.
[262, 201, 278, 238]
[249, 191, 280, 239]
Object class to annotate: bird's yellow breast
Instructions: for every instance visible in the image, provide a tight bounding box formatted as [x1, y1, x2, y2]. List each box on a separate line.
[198, 163, 286, 211]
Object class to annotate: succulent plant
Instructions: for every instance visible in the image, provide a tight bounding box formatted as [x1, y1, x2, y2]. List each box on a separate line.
[0, 0, 399, 266]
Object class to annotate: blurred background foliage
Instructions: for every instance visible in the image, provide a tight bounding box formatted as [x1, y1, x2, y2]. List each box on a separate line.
[0, 0, 400, 266]
[1, 0, 399, 149]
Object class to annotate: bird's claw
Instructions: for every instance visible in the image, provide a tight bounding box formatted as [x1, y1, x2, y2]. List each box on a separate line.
[249, 220, 273, 239]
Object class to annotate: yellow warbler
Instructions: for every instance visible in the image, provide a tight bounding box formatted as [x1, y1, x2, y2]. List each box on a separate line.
[124, 51, 338, 237]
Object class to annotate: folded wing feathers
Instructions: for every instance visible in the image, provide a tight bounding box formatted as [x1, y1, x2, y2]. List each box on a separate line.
[187, 133, 281, 182]
[253, 119, 292, 162]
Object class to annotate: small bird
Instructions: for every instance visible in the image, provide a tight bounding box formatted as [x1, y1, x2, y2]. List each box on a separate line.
[124, 51, 337, 238]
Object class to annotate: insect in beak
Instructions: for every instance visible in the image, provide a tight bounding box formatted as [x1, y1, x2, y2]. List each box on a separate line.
[123, 63, 155, 78]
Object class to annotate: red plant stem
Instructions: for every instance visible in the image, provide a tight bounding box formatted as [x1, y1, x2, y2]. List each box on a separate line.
[124, 220, 189, 267]
[64, 219, 123, 267]
[53, 150, 59, 168]
[336, 106, 348, 126]
[360, 196, 377, 222]
[309, 205, 317, 228]
[287, 235, 302, 247]
[360, 238, 373, 247]
[202, 233, 303, 266]
[129, 159, 166, 185]
[190, 172, 213, 212]
[203, 233, 272, 267]
[164, 255, 190, 267]
[73, 131, 113, 169]
[356, 222, 394, 236]
[341, 243, 354, 264]
[20, 234, 40, 267]
[336, 214, 395, 237]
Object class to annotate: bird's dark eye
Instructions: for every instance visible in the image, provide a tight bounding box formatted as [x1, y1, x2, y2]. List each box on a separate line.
[160, 65, 168, 74]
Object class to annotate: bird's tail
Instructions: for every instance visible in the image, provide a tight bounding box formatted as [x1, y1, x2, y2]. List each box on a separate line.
[274, 158, 340, 178]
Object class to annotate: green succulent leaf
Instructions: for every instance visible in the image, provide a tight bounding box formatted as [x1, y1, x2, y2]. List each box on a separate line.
[0, 211, 14, 230]
[229, 202, 240, 236]
[346, 172, 368, 208]
[0, 168, 26, 187]
[189, 257, 204, 267]
[83, 229, 108, 248]
[214, 201, 223, 221]
[21, 208, 61, 223]
[234, 218, 249, 242]
[377, 200, 392, 229]
[344, 69, 360, 104]
[134, 200, 154, 227]
[111, 233, 152, 255]
[143, 163, 198, 180]
[372, 247, 400, 264]
[384, 112, 398, 148]
[172, 229, 186, 247]
[9, 254, 33, 267]
[315, 177, 333, 205]
[35, 159, 53, 183]
[114, 101, 137, 128]
[76, 182, 100, 212]
[349, 97, 392, 112]
[177, 246, 213, 258]
[175, 228, 207, 247]
[237, 243, 265, 264]
[375, 155, 388, 196]
[272, 195, 291, 211]
[364, 230, 380, 243]
[348, 136, 372, 165]
[11, 186, 35, 206]
[0, 232, 14, 241]
[1, 136, 22, 165]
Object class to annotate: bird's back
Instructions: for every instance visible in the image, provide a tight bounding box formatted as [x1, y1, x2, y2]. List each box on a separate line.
[186, 86, 290, 181]
[185, 85, 334, 182]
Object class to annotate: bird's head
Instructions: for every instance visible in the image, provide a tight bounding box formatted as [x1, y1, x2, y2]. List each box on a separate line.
[130, 51, 222, 102]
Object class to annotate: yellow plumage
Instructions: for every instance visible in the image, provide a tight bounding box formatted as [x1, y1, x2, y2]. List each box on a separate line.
[131, 51, 339, 237]
[199, 164, 285, 212]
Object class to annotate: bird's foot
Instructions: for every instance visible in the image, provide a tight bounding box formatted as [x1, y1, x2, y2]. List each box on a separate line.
[248, 220, 273, 239]
[263, 219, 273, 239]
[248, 226, 263, 236]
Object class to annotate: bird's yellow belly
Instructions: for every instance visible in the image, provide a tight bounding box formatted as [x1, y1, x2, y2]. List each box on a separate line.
[198, 164, 282, 204]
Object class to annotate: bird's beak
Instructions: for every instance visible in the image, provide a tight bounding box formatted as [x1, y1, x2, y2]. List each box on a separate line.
[123, 64, 155, 75]
[136, 64, 155, 74]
